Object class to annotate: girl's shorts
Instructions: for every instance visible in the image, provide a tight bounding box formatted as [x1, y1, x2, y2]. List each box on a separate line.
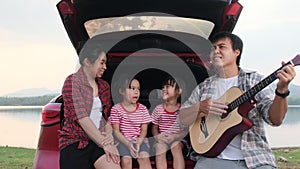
[118, 140, 150, 157]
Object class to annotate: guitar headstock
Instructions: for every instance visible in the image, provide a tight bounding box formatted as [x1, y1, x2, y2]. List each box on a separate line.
[291, 54, 300, 66]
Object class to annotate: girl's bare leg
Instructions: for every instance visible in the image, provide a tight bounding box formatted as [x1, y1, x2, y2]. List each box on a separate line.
[120, 156, 132, 169]
[155, 142, 168, 169]
[171, 142, 184, 169]
[137, 151, 152, 169]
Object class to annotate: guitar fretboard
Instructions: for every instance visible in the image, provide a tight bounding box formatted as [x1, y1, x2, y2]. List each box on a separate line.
[227, 61, 292, 113]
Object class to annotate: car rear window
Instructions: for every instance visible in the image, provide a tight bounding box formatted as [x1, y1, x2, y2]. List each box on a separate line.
[84, 13, 214, 39]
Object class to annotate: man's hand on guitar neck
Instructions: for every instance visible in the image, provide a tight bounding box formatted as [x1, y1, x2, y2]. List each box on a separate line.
[276, 62, 295, 93]
[269, 62, 296, 126]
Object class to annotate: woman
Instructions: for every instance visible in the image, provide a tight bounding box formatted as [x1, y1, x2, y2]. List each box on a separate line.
[59, 38, 121, 169]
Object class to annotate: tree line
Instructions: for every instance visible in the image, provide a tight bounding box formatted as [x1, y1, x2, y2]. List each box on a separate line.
[0, 95, 58, 106]
[0, 95, 299, 106]
[287, 97, 300, 106]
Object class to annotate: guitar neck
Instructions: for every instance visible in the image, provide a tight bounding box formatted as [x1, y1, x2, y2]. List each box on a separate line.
[227, 61, 293, 112]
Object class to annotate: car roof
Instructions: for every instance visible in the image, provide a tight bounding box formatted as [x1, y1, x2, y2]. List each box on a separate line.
[57, 0, 243, 53]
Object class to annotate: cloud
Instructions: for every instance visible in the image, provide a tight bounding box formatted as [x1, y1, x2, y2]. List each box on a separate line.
[237, 0, 300, 31]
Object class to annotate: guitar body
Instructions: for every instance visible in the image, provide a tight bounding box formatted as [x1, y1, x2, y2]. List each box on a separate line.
[189, 87, 253, 157]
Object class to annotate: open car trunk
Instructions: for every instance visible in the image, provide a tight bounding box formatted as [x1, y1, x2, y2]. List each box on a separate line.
[57, 0, 243, 52]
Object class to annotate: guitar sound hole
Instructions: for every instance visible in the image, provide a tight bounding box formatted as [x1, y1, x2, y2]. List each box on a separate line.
[221, 113, 228, 119]
[200, 117, 209, 138]
[221, 108, 229, 119]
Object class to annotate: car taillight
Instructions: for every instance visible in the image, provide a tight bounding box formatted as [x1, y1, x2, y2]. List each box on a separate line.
[41, 103, 61, 126]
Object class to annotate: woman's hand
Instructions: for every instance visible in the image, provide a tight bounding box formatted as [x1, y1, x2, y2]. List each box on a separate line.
[100, 132, 114, 147]
[103, 143, 120, 164]
[100, 132, 120, 163]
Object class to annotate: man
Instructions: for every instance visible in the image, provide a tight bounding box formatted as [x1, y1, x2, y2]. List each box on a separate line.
[179, 31, 295, 169]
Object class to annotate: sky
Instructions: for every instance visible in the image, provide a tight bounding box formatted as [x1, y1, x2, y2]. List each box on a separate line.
[0, 0, 300, 96]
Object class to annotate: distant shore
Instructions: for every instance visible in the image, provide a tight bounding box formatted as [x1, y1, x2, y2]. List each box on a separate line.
[0, 105, 43, 110]
[288, 105, 300, 107]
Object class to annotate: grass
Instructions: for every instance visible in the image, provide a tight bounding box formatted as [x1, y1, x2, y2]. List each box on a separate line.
[0, 146, 35, 169]
[273, 147, 300, 169]
[0, 146, 300, 169]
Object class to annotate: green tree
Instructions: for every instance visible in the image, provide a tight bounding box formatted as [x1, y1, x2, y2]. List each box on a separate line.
[0, 95, 58, 106]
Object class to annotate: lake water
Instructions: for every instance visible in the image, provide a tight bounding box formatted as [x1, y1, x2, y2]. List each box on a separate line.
[0, 106, 42, 149]
[0, 106, 300, 149]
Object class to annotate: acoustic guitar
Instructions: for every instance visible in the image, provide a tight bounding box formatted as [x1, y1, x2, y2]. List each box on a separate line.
[189, 54, 300, 157]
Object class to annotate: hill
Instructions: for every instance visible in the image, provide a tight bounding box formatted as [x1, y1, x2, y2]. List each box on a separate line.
[0, 95, 58, 106]
[1, 88, 60, 97]
[0, 88, 60, 106]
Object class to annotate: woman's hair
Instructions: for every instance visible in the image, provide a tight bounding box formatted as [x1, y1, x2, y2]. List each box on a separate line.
[162, 76, 181, 103]
[78, 38, 106, 65]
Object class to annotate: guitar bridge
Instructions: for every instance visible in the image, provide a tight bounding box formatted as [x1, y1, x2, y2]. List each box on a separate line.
[200, 116, 209, 138]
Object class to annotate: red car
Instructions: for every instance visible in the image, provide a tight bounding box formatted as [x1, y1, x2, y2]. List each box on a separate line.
[33, 0, 243, 168]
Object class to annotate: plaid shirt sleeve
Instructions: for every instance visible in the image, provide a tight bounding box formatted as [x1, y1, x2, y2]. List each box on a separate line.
[59, 72, 91, 149]
[181, 85, 202, 109]
[238, 69, 277, 168]
[59, 68, 96, 149]
[66, 76, 90, 119]
[181, 76, 215, 110]
[239, 70, 275, 125]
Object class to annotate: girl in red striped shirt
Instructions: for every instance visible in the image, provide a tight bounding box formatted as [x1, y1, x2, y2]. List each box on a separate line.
[109, 75, 152, 169]
[151, 76, 188, 169]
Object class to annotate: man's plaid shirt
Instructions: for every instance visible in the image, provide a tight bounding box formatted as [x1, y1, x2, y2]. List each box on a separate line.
[181, 68, 277, 169]
[59, 67, 112, 150]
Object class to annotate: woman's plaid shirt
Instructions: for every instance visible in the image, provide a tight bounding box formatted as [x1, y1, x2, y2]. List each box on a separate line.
[59, 67, 112, 150]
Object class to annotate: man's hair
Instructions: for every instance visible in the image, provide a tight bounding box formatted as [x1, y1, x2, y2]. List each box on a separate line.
[210, 31, 243, 66]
